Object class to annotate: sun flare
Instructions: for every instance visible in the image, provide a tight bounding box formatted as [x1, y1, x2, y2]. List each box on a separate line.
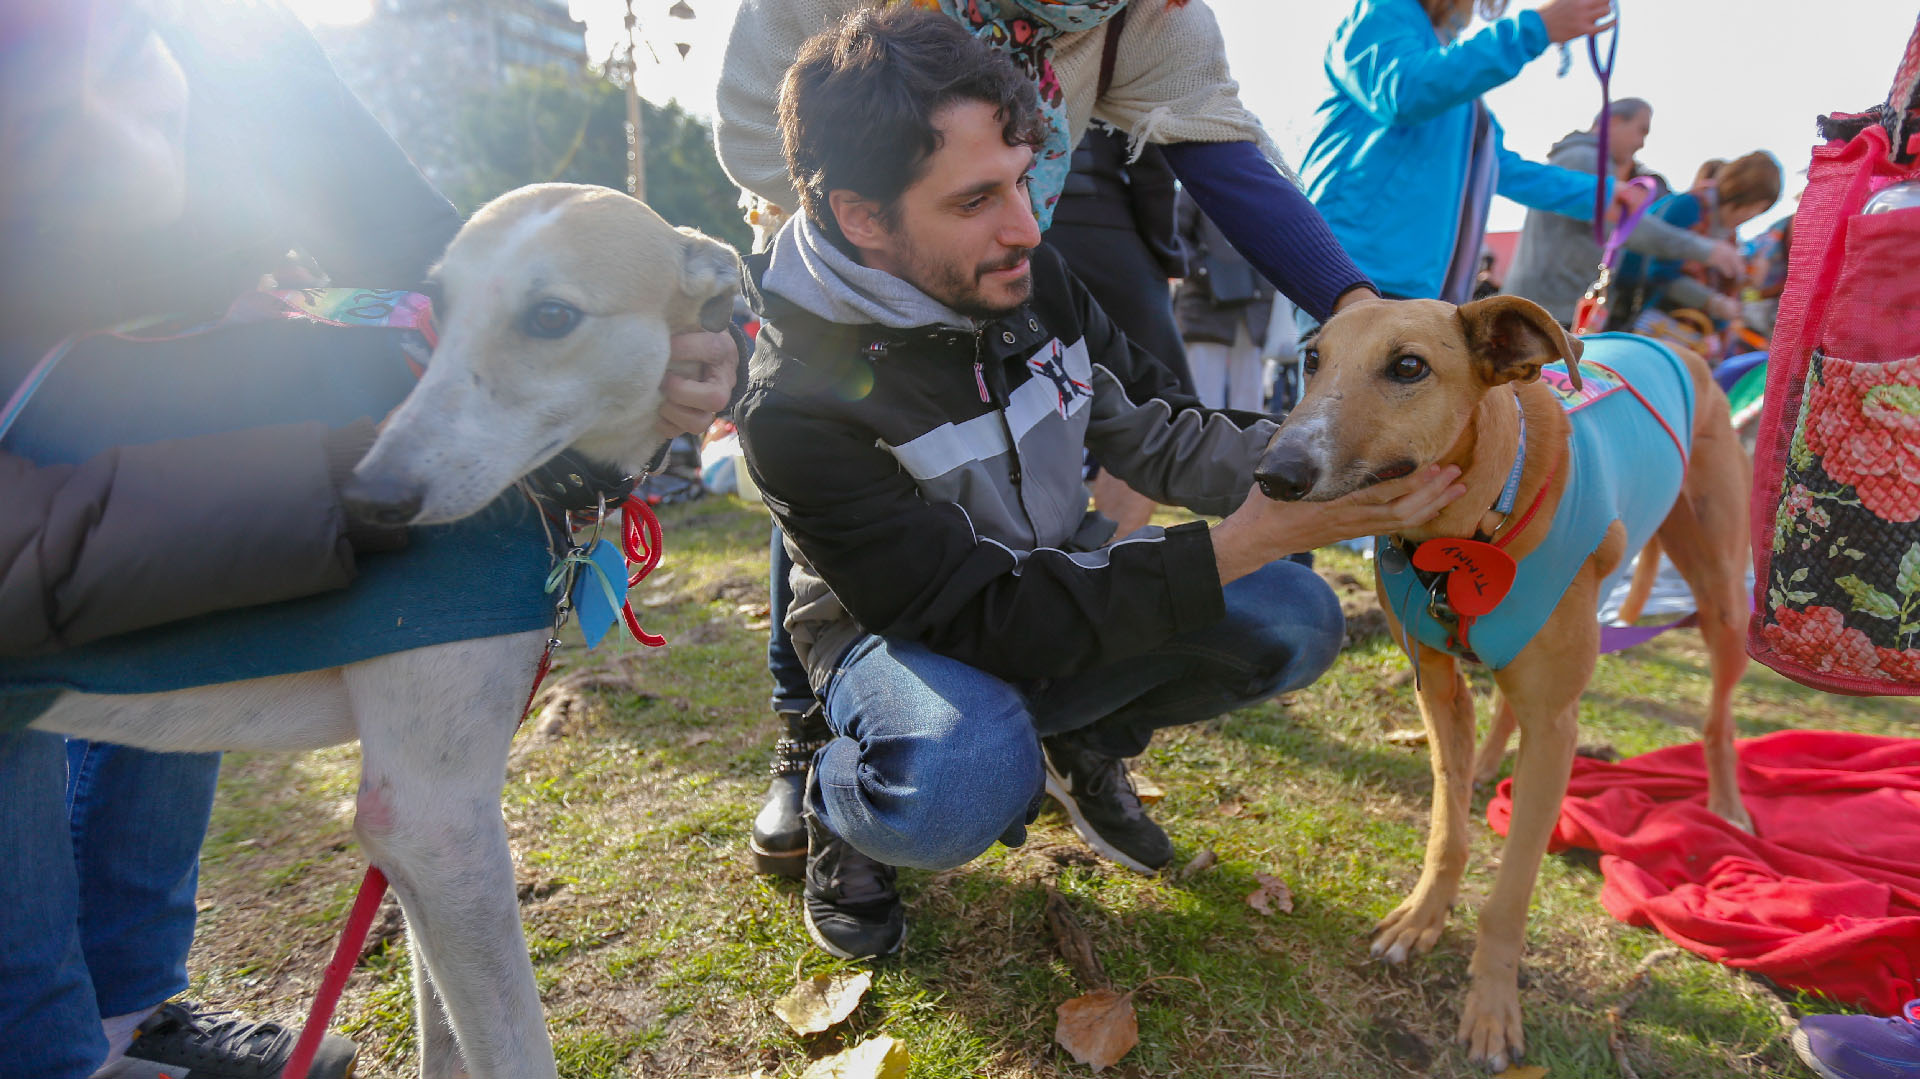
[282, 0, 374, 27]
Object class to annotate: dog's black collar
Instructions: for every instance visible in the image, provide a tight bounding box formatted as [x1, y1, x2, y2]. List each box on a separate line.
[523, 448, 637, 515]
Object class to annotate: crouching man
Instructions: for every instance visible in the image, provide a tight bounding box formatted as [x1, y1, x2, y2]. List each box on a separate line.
[736, 5, 1464, 960]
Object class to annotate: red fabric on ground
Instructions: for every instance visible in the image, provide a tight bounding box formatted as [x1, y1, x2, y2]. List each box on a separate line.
[1486, 730, 1920, 1013]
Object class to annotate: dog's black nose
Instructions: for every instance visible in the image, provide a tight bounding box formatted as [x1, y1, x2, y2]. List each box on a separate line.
[1253, 441, 1319, 502]
[342, 474, 425, 527]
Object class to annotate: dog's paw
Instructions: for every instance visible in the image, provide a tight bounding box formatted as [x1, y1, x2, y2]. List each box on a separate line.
[1370, 894, 1452, 964]
[1709, 796, 1755, 834]
[1457, 977, 1525, 1073]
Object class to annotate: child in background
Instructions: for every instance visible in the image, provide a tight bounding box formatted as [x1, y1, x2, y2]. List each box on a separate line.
[1606, 151, 1783, 337]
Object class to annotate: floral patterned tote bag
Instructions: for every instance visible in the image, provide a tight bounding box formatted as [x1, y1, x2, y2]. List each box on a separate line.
[1750, 18, 1920, 695]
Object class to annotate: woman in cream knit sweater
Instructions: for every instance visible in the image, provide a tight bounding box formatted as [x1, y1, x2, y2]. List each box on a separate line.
[717, 0, 1378, 323]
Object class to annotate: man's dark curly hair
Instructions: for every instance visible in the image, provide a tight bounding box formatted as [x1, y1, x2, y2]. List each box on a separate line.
[778, 5, 1049, 254]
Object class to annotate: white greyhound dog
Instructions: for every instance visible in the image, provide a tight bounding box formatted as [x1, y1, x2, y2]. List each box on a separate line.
[30, 183, 743, 1079]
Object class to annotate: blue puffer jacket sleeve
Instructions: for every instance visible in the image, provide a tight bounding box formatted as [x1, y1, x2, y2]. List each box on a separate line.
[1492, 113, 1612, 219]
[1327, 1, 1548, 127]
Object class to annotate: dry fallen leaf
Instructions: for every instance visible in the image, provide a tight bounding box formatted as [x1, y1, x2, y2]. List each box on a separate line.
[1132, 775, 1165, 805]
[1383, 728, 1429, 747]
[1246, 873, 1294, 916]
[798, 1034, 909, 1079]
[1216, 800, 1245, 819]
[1174, 848, 1217, 882]
[1043, 888, 1107, 990]
[771, 971, 872, 1036]
[1055, 988, 1138, 1071]
[1494, 1066, 1548, 1079]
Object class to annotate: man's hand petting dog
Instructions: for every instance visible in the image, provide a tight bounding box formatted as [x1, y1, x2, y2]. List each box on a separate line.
[1210, 465, 1465, 585]
[655, 329, 740, 443]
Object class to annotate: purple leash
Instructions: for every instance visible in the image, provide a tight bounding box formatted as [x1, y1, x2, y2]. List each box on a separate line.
[1590, 8, 1622, 245]
[1572, 3, 1657, 333]
[1600, 613, 1695, 653]
[1581, 1, 1705, 653]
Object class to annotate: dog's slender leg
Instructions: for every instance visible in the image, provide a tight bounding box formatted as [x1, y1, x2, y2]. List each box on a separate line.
[1470, 691, 1516, 789]
[346, 631, 555, 1079]
[1616, 537, 1662, 625]
[1373, 641, 1476, 965]
[415, 954, 467, 1079]
[1656, 401, 1755, 831]
[1462, 603, 1595, 1073]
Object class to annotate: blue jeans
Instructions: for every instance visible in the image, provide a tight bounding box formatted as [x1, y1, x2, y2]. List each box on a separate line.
[0, 731, 219, 1079]
[767, 525, 817, 716]
[811, 558, 1344, 870]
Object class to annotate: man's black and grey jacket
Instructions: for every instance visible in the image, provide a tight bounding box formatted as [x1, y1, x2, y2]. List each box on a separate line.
[736, 216, 1282, 696]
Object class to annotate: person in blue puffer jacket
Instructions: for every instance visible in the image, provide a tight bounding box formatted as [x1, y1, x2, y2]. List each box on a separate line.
[1301, 0, 1624, 310]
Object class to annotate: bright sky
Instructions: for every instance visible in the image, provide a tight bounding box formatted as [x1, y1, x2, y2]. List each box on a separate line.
[294, 0, 1917, 239]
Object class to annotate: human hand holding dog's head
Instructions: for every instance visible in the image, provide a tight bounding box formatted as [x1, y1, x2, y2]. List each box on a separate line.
[1270, 464, 1466, 547]
[1211, 466, 1464, 585]
[653, 330, 740, 443]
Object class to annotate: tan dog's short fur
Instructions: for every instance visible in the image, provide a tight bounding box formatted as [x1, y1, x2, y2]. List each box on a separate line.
[1255, 296, 1752, 1071]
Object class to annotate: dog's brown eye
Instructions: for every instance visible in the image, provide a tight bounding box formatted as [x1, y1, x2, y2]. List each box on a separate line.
[523, 301, 581, 339]
[1302, 349, 1319, 375]
[1388, 354, 1429, 382]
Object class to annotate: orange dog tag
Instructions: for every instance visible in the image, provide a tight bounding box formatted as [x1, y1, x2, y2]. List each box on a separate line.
[1412, 538, 1517, 617]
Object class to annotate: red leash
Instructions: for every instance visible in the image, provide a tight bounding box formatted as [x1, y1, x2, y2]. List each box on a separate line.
[283, 865, 390, 1079]
[283, 495, 665, 1079]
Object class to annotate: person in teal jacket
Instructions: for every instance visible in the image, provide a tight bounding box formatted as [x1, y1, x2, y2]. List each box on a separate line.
[1301, 0, 1621, 305]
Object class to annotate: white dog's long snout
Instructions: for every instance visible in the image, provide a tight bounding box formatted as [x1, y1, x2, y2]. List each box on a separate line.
[348, 185, 743, 526]
[341, 470, 425, 526]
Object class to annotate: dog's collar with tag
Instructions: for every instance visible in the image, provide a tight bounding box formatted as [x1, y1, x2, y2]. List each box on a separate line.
[1381, 391, 1550, 666]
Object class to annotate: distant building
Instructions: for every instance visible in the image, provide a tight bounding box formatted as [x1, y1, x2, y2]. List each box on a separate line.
[314, 0, 590, 192]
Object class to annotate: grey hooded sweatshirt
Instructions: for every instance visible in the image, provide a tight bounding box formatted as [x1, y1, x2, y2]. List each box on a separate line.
[737, 215, 1281, 693]
[1503, 130, 1719, 324]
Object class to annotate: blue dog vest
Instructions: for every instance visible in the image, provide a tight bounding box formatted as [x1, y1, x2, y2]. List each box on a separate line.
[1376, 333, 1695, 669]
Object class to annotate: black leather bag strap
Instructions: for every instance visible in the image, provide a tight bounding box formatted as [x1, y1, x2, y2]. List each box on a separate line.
[1097, 6, 1128, 99]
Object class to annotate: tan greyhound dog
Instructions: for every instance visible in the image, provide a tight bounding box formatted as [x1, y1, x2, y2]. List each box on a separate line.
[1253, 295, 1752, 1072]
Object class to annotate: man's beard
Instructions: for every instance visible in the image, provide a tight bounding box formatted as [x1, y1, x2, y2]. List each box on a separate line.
[898, 232, 1034, 319]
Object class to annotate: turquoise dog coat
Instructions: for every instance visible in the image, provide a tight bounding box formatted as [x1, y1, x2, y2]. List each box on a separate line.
[1376, 333, 1695, 669]
[0, 292, 556, 730]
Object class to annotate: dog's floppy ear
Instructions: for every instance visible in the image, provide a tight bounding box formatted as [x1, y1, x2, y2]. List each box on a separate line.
[677, 226, 744, 334]
[1457, 295, 1584, 390]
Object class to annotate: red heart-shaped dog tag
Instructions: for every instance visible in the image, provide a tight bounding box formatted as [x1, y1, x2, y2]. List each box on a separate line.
[1412, 538, 1518, 617]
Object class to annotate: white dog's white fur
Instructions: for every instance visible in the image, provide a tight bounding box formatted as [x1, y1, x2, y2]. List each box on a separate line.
[32, 184, 742, 1079]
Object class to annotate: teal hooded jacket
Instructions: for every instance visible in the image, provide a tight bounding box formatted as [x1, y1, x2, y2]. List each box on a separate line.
[1300, 0, 1611, 300]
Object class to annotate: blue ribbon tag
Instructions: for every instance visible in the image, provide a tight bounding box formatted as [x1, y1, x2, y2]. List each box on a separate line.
[570, 539, 628, 649]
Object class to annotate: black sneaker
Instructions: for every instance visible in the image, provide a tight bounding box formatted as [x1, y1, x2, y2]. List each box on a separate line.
[124, 1001, 358, 1079]
[1042, 736, 1173, 874]
[751, 704, 830, 879]
[802, 811, 906, 960]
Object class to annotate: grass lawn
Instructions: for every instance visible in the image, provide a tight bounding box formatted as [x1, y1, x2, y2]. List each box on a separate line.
[189, 494, 1917, 1078]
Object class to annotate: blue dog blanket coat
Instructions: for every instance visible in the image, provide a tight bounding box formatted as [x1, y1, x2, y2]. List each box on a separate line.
[0, 294, 556, 731]
[1376, 333, 1696, 669]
